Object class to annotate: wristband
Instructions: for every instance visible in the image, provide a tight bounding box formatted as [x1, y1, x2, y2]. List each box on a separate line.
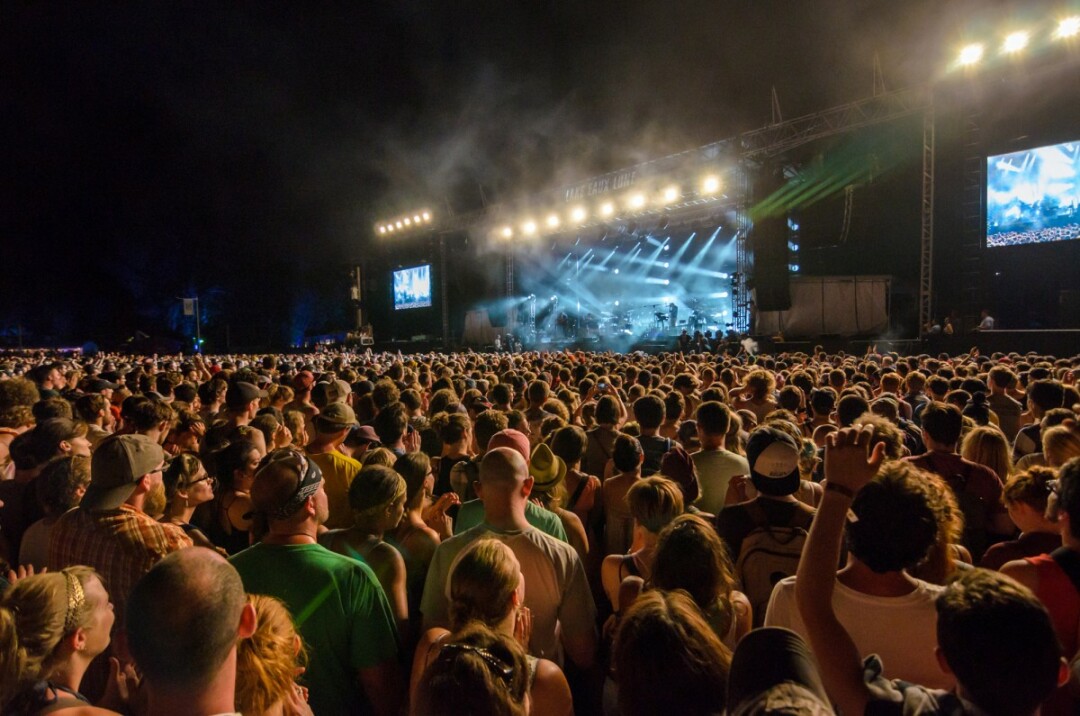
[825, 481, 855, 499]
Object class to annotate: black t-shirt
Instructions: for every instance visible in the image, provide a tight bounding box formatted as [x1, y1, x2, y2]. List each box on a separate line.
[638, 434, 673, 477]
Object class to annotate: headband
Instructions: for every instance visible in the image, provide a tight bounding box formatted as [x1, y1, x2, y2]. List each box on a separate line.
[63, 571, 86, 633]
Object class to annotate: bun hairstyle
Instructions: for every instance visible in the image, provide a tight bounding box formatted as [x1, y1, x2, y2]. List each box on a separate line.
[0, 567, 98, 708]
[415, 623, 529, 716]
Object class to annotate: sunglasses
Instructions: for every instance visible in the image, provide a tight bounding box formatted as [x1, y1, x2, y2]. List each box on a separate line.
[437, 643, 514, 685]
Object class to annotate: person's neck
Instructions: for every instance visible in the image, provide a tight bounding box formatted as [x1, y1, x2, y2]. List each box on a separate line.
[442, 441, 468, 457]
[262, 520, 319, 545]
[640, 427, 659, 437]
[168, 503, 197, 525]
[47, 652, 90, 696]
[307, 435, 342, 454]
[482, 503, 531, 532]
[837, 558, 918, 596]
[145, 650, 239, 716]
[125, 494, 146, 513]
[1063, 532, 1080, 553]
[351, 521, 384, 541]
[926, 441, 957, 455]
[700, 434, 725, 451]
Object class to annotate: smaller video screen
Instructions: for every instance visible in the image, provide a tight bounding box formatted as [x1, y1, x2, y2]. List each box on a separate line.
[392, 264, 432, 310]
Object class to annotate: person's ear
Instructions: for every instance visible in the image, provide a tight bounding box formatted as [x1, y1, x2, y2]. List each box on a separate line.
[522, 476, 534, 497]
[933, 647, 954, 676]
[59, 439, 72, 454]
[1058, 657, 1071, 687]
[238, 601, 257, 640]
[136, 473, 153, 493]
[68, 626, 88, 654]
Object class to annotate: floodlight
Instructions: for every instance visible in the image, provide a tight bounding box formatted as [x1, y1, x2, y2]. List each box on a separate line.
[378, 226, 386, 234]
[628, 193, 646, 209]
[396, 221, 403, 229]
[422, 211, 431, 221]
[1002, 31, 1029, 53]
[662, 185, 680, 203]
[501, 226, 513, 239]
[570, 206, 587, 223]
[403, 217, 411, 226]
[413, 215, 421, 223]
[701, 175, 721, 194]
[614, 268, 620, 274]
[547, 214, 560, 228]
[600, 202, 615, 217]
[522, 220, 537, 236]
[386, 224, 394, 232]
[958, 43, 984, 66]
[1056, 16, 1080, 39]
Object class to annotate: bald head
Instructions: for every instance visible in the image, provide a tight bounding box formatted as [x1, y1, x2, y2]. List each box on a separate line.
[127, 547, 247, 689]
[479, 446, 530, 493]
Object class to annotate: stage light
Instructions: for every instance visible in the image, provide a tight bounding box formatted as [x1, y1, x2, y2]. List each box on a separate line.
[613, 268, 620, 274]
[789, 264, 800, 272]
[547, 214, 560, 229]
[422, 211, 431, 222]
[958, 43, 984, 65]
[628, 193, 646, 209]
[663, 279, 670, 285]
[550, 295, 557, 301]
[788, 241, 800, 252]
[614, 300, 620, 306]
[570, 206, 587, 223]
[386, 224, 394, 232]
[701, 175, 721, 194]
[396, 221, 403, 229]
[1002, 31, 1029, 54]
[501, 226, 513, 239]
[403, 217, 411, 226]
[662, 262, 669, 268]
[662, 185, 680, 204]
[600, 202, 615, 217]
[522, 220, 537, 236]
[1055, 17, 1080, 39]
[378, 226, 386, 234]
[663, 244, 670, 251]
[413, 215, 421, 223]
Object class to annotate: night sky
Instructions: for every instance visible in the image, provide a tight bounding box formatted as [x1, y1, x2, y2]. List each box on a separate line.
[0, 0, 1031, 346]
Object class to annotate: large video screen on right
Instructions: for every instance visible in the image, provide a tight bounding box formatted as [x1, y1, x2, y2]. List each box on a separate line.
[987, 140, 1080, 248]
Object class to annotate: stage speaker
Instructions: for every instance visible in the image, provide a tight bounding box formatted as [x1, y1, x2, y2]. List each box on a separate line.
[751, 162, 791, 312]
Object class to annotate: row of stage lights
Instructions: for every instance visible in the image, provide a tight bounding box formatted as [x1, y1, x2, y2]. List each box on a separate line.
[376, 210, 433, 236]
[956, 16, 1080, 66]
[497, 174, 723, 240]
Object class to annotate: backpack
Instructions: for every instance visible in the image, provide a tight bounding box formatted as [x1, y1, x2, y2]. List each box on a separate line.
[734, 502, 813, 627]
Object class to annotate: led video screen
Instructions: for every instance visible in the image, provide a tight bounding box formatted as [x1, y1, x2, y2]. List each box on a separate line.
[392, 264, 432, 310]
[987, 140, 1080, 248]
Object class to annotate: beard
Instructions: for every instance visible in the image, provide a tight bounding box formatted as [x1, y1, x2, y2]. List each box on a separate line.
[144, 481, 168, 519]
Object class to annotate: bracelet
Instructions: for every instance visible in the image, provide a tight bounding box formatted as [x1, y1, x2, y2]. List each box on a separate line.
[824, 481, 855, 498]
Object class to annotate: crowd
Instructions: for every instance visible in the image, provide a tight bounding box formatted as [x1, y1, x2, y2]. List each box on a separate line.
[0, 345, 1078, 715]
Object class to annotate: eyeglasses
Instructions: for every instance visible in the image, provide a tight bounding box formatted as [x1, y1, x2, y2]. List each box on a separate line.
[187, 474, 217, 490]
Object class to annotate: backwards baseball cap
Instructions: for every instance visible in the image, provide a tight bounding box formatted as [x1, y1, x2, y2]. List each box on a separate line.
[251, 448, 324, 521]
[727, 628, 832, 716]
[314, 402, 357, 430]
[311, 379, 350, 409]
[745, 426, 801, 497]
[83, 434, 165, 511]
[487, 429, 531, 465]
[86, 378, 120, 393]
[529, 443, 566, 491]
[292, 370, 315, 392]
[226, 381, 268, 410]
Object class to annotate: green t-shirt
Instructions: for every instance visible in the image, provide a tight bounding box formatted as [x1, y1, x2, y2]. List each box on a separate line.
[230, 543, 398, 716]
[454, 499, 569, 543]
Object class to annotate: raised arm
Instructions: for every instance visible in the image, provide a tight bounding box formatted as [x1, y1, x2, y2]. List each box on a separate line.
[794, 426, 885, 715]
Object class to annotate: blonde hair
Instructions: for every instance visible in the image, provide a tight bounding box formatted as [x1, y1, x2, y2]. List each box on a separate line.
[235, 595, 306, 715]
[1043, 425, 1080, 468]
[448, 539, 520, 631]
[961, 426, 1013, 480]
[360, 447, 397, 468]
[626, 476, 684, 534]
[0, 567, 98, 707]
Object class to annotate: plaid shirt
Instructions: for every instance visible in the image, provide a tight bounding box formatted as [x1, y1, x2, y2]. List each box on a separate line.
[48, 505, 192, 628]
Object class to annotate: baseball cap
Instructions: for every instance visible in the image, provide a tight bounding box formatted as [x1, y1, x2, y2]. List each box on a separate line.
[529, 443, 566, 491]
[745, 426, 801, 497]
[314, 402, 357, 430]
[226, 381, 267, 410]
[727, 628, 833, 716]
[311, 379, 350, 409]
[292, 370, 315, 392]
[251, 448, 324, 521]
[487, 429, 531, 465]
[83, 434, 165, 511]
[86, 378, 120, 393]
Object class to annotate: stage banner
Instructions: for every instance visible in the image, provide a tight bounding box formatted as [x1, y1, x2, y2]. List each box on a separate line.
[753, 276, 890, 338]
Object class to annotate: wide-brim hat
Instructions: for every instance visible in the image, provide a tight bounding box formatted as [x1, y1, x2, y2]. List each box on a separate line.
[529, 443, 567, 491]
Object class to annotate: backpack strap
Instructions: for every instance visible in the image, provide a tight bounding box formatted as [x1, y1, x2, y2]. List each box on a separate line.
[1051, 547, 1080, 595]
[566, 475, 589, 511]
